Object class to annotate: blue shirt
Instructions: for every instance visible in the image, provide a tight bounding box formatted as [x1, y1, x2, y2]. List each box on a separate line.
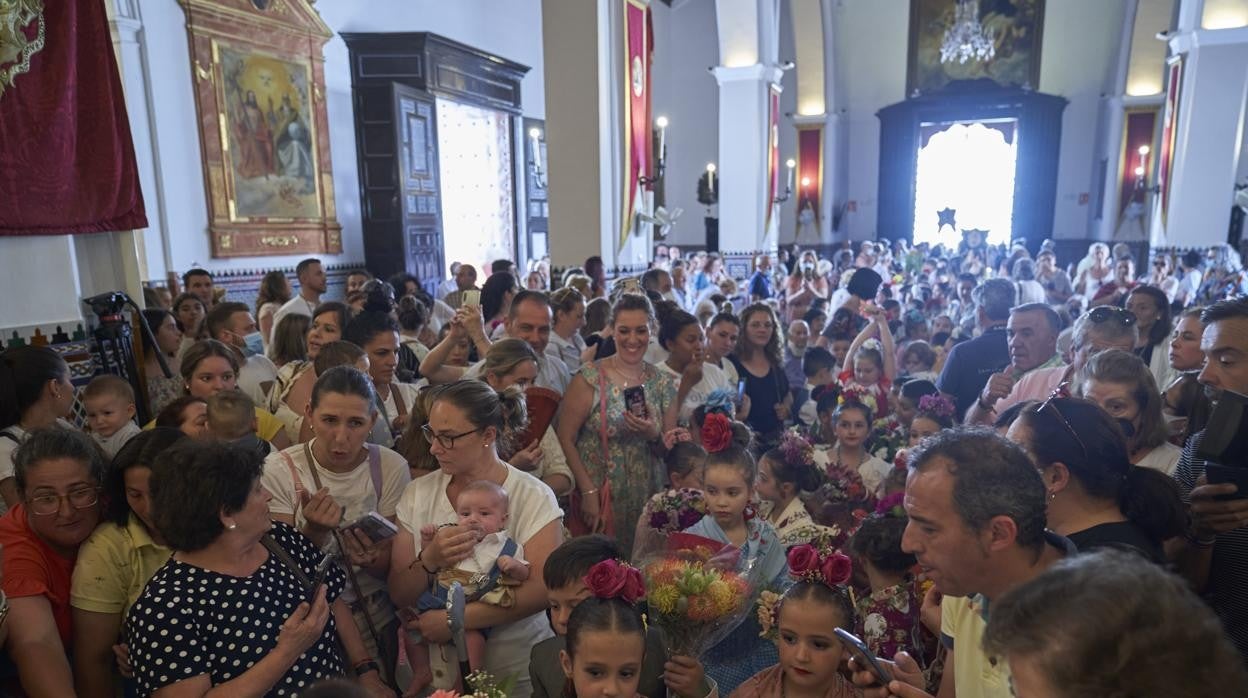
[748, 270, 772, 300]
[936, 326, 1009, 418]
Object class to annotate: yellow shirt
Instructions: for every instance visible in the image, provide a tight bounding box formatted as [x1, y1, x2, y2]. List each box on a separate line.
[941, 594, 1011, 698]
[70, 513, 171, 617]
[145, 406, 283, 442]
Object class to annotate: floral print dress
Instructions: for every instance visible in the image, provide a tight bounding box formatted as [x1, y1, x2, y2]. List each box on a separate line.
[575, 360, 676, 553]
[855, 578, 937, 676]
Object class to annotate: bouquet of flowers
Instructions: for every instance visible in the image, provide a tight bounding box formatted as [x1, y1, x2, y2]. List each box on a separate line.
[428, 670, 516, 698]
[639, 533, 756, 657]
[870, 414, 907, 464]
[631, 488, 708, 563]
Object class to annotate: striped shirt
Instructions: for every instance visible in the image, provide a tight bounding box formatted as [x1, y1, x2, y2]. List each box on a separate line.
[1174, 430, 1248, 659]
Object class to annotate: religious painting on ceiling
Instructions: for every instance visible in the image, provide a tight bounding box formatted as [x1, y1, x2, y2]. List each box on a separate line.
[183, 0, 341, 257]
[907, 0, 1045, 95]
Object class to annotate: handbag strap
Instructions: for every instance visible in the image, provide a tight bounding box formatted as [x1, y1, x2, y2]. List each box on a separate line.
[260, 533, 349, 676]
[597, 363, 611, 477]
[299, 442, 385, 659]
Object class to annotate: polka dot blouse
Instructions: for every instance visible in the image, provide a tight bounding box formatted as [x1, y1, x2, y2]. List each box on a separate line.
[125, 521, 347, 696]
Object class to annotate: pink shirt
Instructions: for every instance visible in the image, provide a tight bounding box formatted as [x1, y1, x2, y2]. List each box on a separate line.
[995, 365, 1070, 414]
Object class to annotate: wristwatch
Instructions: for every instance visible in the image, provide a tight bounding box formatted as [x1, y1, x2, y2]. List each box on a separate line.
[353, 659, 379, 677]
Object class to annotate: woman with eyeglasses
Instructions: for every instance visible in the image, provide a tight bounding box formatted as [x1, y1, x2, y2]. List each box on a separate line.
[389, 380, 563, 697]
[1078, 349, 1182, 476]
[71, 428, 185, 698]
[1124, 285, 1176, 391]
[0, 428, 105, 696]
[1006, 397, 1185, 563]
[262, 365, 412, 683]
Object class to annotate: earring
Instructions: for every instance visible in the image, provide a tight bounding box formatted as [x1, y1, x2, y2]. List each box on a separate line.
[226, 522, 237, 530]
[1048, 490, 1057, 502]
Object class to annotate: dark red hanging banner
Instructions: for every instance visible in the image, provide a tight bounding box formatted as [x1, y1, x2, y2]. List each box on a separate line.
[0, 0, 147, 236]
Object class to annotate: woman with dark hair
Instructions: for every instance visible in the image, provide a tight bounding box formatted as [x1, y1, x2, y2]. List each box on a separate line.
[126, 440, 390, 697]
[71, 427, 185, 697]
[345, 311, 419, 448]
[172, 292, 209, 354]
[1168, 307, 1206, 374]
[178, 340, 290, 448]
[583, 255, 607, 299]
[984, 550, 1248, 697]
[1125, 285, 1175, 390]
[0, 345, 77, 510]
[558, 294, 687, 550]
[0, 428, 106, 695]
[389, 380, 564, 696]
[480, 271, 517, 338]
[268, 302, 352, 443]
[731, 303, 792, 449]
[140, 308, 185, 416]
[263, 365, 412, 684]
[268, 313, 310, 368]
[1079, 349, 1181, 475]
[657, 309, 731, 423]
[256, 269, 293, 350]
[705, 311, 741, 388]
[1007, 397, 1186, 562]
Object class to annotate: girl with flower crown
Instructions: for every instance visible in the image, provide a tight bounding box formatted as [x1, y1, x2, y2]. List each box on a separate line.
[892, 394, 956, 471]
[756, 433, 829, 549]
[734, 546, 859, 697]
[835, 305, 895, 420]
[682, 430, 791, 694]
[814, 400, 890, 497]
[847, 495, 938, 689]
[561, 560, 719, 698]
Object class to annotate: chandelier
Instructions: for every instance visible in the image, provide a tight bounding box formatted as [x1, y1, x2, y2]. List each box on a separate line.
[940, 0, 995, 65]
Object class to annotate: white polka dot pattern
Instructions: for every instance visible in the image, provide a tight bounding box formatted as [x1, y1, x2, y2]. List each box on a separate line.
[125, 522, 347, 696]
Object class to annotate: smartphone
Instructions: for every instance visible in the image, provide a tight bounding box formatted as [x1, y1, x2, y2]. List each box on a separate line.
[307, 552, 336, 603]
[623, 277, 641, 294]
[342, 511, 399, 541]
[1206, 464, 1248, 501]
[834, 628, 893, 685]
[623, 385, 648, 418]
[736, 379, 747, 406]
[462, 289, 480, 306]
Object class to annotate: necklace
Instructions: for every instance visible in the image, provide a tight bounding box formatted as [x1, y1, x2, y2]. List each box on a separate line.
[611, 356, 645, 387]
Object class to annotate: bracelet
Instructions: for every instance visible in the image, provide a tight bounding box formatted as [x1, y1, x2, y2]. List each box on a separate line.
[581, 488, 599, 497]
[412, 548, 440, 575]
[977, 396, 996, 413]
[1186, 532, 1218, 548]
[353, 658, 379, 677]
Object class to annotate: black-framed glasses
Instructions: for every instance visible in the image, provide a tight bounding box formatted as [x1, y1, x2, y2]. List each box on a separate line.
[26, 486, 102, 516]
[1032, 390, 1088, 461]
[1087, 306, 1136, 327]
[421, 424, 482, 450]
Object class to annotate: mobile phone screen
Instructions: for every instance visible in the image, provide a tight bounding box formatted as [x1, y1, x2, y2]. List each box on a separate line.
[834, 628, 893, 684]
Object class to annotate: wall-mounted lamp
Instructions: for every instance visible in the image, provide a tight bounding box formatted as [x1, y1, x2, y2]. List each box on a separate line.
[640, 115, 669, 186]
[529, 127, 546, 188]
[773, 158, 796, 203]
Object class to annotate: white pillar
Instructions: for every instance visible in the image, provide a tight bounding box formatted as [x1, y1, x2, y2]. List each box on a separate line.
[542, 0, 649, 275]
[713, 65, 782, 276]
[1157, 27, 1248, 247]
[1093, 0, 1140, 242]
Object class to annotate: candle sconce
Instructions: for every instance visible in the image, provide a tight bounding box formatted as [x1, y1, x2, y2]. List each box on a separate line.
[529, 127, 547, 189]
[640, 115, 668, 186]
[772, 158, 796, 204]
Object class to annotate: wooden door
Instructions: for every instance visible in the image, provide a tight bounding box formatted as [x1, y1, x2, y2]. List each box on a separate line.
[393, 84, 444, 296]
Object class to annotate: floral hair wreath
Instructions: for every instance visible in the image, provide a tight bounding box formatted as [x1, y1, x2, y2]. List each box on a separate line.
[873, 491, 906, 519]
[917, 393, 955, 420]
[702, 388, 736, 417]
[786, 543, 853, 587]
[583, 559, 646, 605]
[777, 430, 818, 471]
[701, 412, 735, 454]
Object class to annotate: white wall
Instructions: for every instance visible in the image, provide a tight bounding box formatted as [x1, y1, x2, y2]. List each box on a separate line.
[131, 0, 546, 278]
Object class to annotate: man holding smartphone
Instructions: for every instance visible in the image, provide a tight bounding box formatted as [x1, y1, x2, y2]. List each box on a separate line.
[851, 430, 1074, 698]
[1172, 297, 1248, 661]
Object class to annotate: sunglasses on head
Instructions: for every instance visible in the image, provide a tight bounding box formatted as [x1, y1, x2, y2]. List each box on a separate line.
[1087, 306, 1136, 327]
[1033, 389, 1089, 460]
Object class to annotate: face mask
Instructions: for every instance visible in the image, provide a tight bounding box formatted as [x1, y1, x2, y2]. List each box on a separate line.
[802, 262, 815, 272]
[241, 331, 265, 357]
[662, 290, 677, 302]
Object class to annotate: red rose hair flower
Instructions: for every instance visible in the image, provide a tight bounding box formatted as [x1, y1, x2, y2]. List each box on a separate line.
[701, 412, 733, 453]
[786, 543, 853, 587]
[583, 559, 646, 604]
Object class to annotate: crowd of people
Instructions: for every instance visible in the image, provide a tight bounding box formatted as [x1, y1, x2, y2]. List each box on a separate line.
[1, 235, 1247, 698]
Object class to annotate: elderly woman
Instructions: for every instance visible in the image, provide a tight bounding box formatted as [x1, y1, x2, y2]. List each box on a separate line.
[72, 428, 184, 698]
[1079, 349, 1182, 475]
[0, 346, 78, 510]
[388, 380, 563, 696]
[0, 428, 105, 696]
[127, 439, 392, 697]
[263, 366, 412, 683]
[176, 340, 290, 449]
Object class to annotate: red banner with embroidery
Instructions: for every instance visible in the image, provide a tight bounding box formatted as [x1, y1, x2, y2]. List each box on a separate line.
[622, 0, 652, 250]
[796, 127, 822, 230]
[0, 0, 147, 236]
[765, 86, 780, 233]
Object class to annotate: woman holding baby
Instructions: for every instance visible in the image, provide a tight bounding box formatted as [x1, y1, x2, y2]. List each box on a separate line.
[388, 380, 563, 697]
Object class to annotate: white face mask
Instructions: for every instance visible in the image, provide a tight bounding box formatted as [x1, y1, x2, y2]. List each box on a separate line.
[662, 290, 677, 302]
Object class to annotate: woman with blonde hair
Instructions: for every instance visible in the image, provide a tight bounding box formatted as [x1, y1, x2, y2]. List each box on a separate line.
[1079, 348, 1181, 475]
[1074, 242, 1112, 298]
[548, 287, 587, 374]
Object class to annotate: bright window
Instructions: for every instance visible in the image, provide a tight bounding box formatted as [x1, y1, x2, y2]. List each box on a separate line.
[436, 98, 515, 277]
[913, 120, 1018, 247]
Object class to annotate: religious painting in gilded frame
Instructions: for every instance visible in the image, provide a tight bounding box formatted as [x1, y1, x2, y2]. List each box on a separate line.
[907, 0, 1045, 95]
[182, 0, 342, 257]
